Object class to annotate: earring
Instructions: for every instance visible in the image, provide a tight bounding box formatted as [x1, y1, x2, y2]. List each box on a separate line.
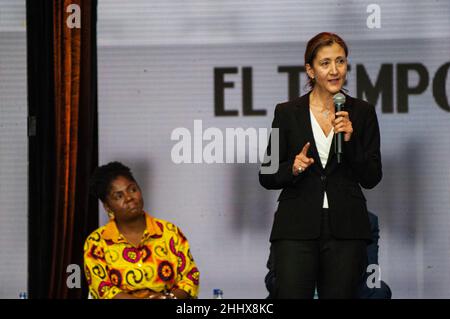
[107, 210, 114, 220]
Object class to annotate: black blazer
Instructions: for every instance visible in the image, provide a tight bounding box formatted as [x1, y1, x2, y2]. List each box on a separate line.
[259, 92, 382, 241]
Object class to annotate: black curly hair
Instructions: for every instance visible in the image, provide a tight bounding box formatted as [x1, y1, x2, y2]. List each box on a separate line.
[89, 161, 136, 202]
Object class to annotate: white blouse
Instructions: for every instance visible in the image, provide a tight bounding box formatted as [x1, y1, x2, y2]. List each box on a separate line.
[309, 110, 334, 208]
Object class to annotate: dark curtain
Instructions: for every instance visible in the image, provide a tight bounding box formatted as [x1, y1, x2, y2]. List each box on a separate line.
[27, 0, 98, 299]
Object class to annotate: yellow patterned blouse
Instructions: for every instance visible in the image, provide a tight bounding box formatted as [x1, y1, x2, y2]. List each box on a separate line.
[84, 212, 199, 299]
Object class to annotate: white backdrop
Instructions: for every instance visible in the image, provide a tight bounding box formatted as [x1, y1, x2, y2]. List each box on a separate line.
[0, 0, 27, 299]
[97, 0, 450, 298]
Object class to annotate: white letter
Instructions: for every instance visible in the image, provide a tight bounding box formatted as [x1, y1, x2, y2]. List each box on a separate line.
[203, 127, 224, 164]
[66, 264, 81, 289]
[366, 4, 381, 29]
[225, 127, 257, 163]
[260, 128, 279, 174]
[66, 4, 81, 29]
[193, 120, 203, 163]
[258, 128, 269, 163]
[366, 264, 381, 288]
[171, 128, 192, 164]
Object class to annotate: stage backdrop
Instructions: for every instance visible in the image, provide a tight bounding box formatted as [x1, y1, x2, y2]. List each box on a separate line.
[0, 0, 27, 299]
[97, 0, 450, 298]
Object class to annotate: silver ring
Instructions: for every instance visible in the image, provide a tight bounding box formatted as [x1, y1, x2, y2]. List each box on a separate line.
[298, 166, 303, 173]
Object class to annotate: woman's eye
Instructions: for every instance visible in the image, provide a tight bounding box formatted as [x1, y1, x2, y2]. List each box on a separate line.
[321, 61, 329, 66]
[115, 194, 123, 200]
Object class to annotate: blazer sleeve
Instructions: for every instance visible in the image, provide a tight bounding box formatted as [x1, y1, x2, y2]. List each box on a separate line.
[343, 104, 382, 189]
[259, 104, 305, 190]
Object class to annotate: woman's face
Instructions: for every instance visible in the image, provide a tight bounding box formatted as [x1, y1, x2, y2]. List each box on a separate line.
[104, 175, 144, 222]
[306, 42, 347, 95]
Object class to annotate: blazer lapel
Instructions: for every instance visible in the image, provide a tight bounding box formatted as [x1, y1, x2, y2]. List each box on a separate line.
[294, 93, 323, 174]
[325, 135, 336, 169]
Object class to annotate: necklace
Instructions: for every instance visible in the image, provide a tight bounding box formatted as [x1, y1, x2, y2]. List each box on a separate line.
[310, 103, 331, 120]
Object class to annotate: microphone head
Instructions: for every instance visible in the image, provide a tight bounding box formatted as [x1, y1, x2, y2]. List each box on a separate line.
[333, 92, 346, 105]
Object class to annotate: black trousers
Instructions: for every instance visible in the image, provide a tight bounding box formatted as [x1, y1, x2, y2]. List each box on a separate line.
[272, 209, 367, 299]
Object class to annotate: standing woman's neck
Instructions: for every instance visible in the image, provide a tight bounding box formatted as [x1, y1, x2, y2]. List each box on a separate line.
[310, 87, 334, 109]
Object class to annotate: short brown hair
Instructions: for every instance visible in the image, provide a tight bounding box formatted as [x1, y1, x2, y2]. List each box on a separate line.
[304, 32, 348, 90]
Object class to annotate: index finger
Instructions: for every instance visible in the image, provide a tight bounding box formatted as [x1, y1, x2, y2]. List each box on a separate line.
[301, 142, 311, 155]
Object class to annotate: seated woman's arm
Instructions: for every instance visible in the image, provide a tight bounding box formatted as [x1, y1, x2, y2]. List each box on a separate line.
[84, 233, 125, 299]
[169, 226, 200, 299]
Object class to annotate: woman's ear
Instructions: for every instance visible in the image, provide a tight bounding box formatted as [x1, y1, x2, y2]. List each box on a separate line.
[103, 203, 114, 219]
[305, 63, 314, 80]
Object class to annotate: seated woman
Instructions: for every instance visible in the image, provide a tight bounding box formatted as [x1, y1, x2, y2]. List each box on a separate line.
[84, 162, 199, 299]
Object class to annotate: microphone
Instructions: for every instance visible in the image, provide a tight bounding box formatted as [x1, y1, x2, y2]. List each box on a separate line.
[333, 93, 346, 164]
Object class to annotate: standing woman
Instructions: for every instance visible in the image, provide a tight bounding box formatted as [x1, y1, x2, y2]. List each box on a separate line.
[259, 32, 382, 299]
[84, 162, 200, 299]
